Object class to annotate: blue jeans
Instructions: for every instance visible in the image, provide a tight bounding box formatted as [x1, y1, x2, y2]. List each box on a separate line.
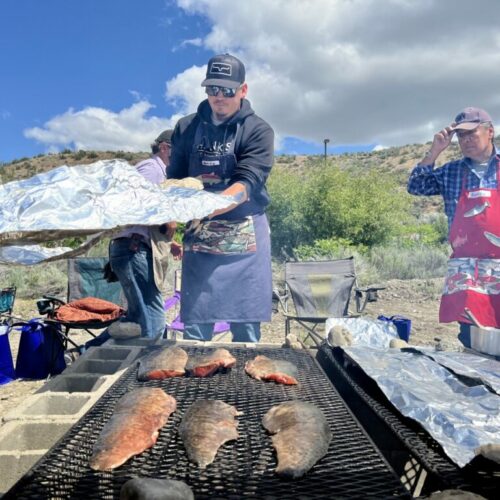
[109, 238, 165, 339]
[458, 322, 471, 348]
[183, 322, 261, 342]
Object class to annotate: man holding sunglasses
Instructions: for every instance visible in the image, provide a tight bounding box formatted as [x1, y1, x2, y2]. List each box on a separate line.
[168, 53, 274, 342]
[408, 107, 500, 351]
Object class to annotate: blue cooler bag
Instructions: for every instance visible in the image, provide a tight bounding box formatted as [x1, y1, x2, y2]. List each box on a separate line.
[378, 315, 412, 342]
[0, 323, 16, 384]
[15, 320, 66, 379]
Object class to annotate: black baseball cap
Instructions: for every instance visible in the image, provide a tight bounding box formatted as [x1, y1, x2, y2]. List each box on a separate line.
[154, 129, 173, 145]
[201, 53, 246, 89]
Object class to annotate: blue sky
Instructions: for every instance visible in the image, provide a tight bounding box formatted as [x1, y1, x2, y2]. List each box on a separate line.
[1, 0, 499, 163]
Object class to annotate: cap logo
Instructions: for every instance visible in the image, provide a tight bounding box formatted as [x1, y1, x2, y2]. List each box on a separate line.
[210, 62, 232, 76]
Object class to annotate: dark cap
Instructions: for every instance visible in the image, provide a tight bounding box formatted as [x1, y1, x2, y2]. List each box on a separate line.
[201, 53, 245, 89]
[452, 107, 493, 131]
[154, 129, 173, 145]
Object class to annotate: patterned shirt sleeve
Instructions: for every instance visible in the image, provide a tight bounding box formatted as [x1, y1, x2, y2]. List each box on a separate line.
[407, 164, 443, 196]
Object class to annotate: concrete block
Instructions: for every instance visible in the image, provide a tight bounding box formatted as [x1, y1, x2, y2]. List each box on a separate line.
[0, 421, 71, 452]
[0, 452, 44, 496]
[37, 374, 108, 393]
[85, 347, 133, 361]
[106, 337, 161, 348]
[3, 393, 94, 422]
[67, 359, 123, 375]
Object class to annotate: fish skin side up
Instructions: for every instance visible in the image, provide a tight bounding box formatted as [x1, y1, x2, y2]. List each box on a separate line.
[262, 400, 332, 479]
[185, 348, 236, 377]
[120, 477, 194, 500]
[90, 388, 177, 471]
[179, 400, 242, 468]
[137, 346, 188, 380]
[245, 355, 299, 385]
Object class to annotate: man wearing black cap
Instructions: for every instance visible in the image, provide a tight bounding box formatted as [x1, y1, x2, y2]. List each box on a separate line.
[109, 129, 181, 339]
[408, 107, 500, 350]
[168, 53, 275, 342]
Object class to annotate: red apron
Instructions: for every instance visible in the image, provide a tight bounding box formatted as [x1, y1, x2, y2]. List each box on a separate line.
[439, 160, 500, 328]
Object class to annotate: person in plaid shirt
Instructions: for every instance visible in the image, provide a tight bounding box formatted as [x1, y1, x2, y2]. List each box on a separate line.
[408, 107, 499, 350]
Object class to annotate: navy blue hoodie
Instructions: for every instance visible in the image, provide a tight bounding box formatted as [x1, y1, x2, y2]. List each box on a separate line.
[168, 98, 274, 213]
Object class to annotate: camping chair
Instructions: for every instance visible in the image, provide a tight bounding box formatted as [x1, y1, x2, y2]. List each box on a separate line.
[164, 269, 230, 340]
[274, 257, 384, 346]
[0, 287, 16, 325]
[36, 257, 127, 351]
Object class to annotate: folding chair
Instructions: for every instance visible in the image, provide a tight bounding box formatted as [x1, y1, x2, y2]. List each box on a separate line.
[36, 257, 127, 350]
[164, 269, 230, 340]
[274, 257, 384, 346]
[0, 287, 16, 325]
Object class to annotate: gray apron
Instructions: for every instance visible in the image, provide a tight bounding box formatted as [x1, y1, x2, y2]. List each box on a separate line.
[180, 121, 272, 323]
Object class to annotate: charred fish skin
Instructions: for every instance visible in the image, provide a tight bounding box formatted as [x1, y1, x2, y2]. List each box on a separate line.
[137, 346, 188, 381]
[245, 355, 299, 385]
[263, 401, 332, 479]
[185, 348, 236, 377]
[179, 400, 241, 469]
[120, 477, 194, 500]
[90, 388, 177, 471]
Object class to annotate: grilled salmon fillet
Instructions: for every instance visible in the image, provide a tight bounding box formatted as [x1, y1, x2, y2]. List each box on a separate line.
[179, 400, 241, 468]
[185, 348, 236, 377]
[245, 355, 299, 385]
[263, 400, 332, 478]
[90, 388, 176, 471]
[137, 345, 188, 380]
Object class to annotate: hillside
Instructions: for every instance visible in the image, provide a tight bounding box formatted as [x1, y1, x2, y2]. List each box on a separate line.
[0, 140, 473, 217]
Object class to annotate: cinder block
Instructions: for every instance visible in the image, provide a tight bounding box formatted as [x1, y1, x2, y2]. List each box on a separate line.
[106, 337, 161, 347]
[3, 393, 95, 422]
[37, 374, 107, 393]
[67, 359, 123, 375]
[0, 452, 44, 495]
[85, 347, 133, 361]
[0, 421, 71, 452]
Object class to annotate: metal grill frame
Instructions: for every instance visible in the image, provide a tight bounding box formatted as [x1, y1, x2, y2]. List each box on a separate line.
[6, 343, 410, 499]
[316, 344, 500, 499]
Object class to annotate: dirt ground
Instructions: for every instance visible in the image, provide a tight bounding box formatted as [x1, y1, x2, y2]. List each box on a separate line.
[0, 277, 459, 421]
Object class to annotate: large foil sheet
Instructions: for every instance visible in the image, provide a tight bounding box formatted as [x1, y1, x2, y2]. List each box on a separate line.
[0, 160, 233, 264]
[344, 346, 500, 467]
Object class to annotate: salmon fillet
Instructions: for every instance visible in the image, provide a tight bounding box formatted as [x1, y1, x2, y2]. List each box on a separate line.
[185, 348, 236, 377]
[179, 400, 241, 468]
[263, 400, 332, 478]
[245, 355, 299, 385]
[90, 388, 177, 471]
[137, 346, 188, 380]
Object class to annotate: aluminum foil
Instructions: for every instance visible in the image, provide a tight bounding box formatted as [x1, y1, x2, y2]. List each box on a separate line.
[344, 345, 500, 467]
[0, 160, 234, 264]
[325, 316, 398, 348]
[412, 349, 500, 396]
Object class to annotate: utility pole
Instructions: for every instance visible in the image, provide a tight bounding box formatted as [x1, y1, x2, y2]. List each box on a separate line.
[323, 138, 330, 161]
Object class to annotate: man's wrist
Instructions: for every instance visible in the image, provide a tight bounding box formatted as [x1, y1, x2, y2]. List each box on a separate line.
[419, 149, 438, 166]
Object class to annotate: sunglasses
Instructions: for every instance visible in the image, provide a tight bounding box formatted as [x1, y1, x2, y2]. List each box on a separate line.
[205, 85, 240, 98]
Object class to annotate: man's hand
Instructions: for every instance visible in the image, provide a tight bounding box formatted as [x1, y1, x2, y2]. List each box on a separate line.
[421, 125, 456, 165]
[170, 241, 183, 260]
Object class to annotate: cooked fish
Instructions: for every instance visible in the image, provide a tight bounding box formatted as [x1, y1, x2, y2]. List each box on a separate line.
[137, 345, 188, 381]
[484, 231, 500, 248]
[263, 400, 332, 478]
[464, 201, 490, 217]
[90, 388, 176, 471]
[185, 348, 236, 377]
[245, 355, 299, 385]
[179, 400, 241, 468]
[120, 477, 194, 500]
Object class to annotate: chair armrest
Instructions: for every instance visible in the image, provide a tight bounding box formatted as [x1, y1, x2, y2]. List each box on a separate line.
[37, 296, 66, 316]
[272, 286, 290, 314]
[354, 284, 385, 313]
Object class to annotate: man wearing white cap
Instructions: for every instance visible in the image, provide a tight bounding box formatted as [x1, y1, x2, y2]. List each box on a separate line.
[408, 107, 500, 349]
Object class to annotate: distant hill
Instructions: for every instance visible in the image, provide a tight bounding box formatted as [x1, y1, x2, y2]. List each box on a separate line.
[0, 139, 482, 217]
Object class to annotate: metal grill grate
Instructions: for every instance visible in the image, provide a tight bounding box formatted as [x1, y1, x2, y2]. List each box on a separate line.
[6, 344, 409, 499]
[316, 344, 500, 499]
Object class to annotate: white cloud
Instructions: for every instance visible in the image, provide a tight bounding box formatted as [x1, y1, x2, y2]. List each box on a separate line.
[24, 101, 174, 152]
[171, 0, 500, 147]
[25, 0, 500, 152]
